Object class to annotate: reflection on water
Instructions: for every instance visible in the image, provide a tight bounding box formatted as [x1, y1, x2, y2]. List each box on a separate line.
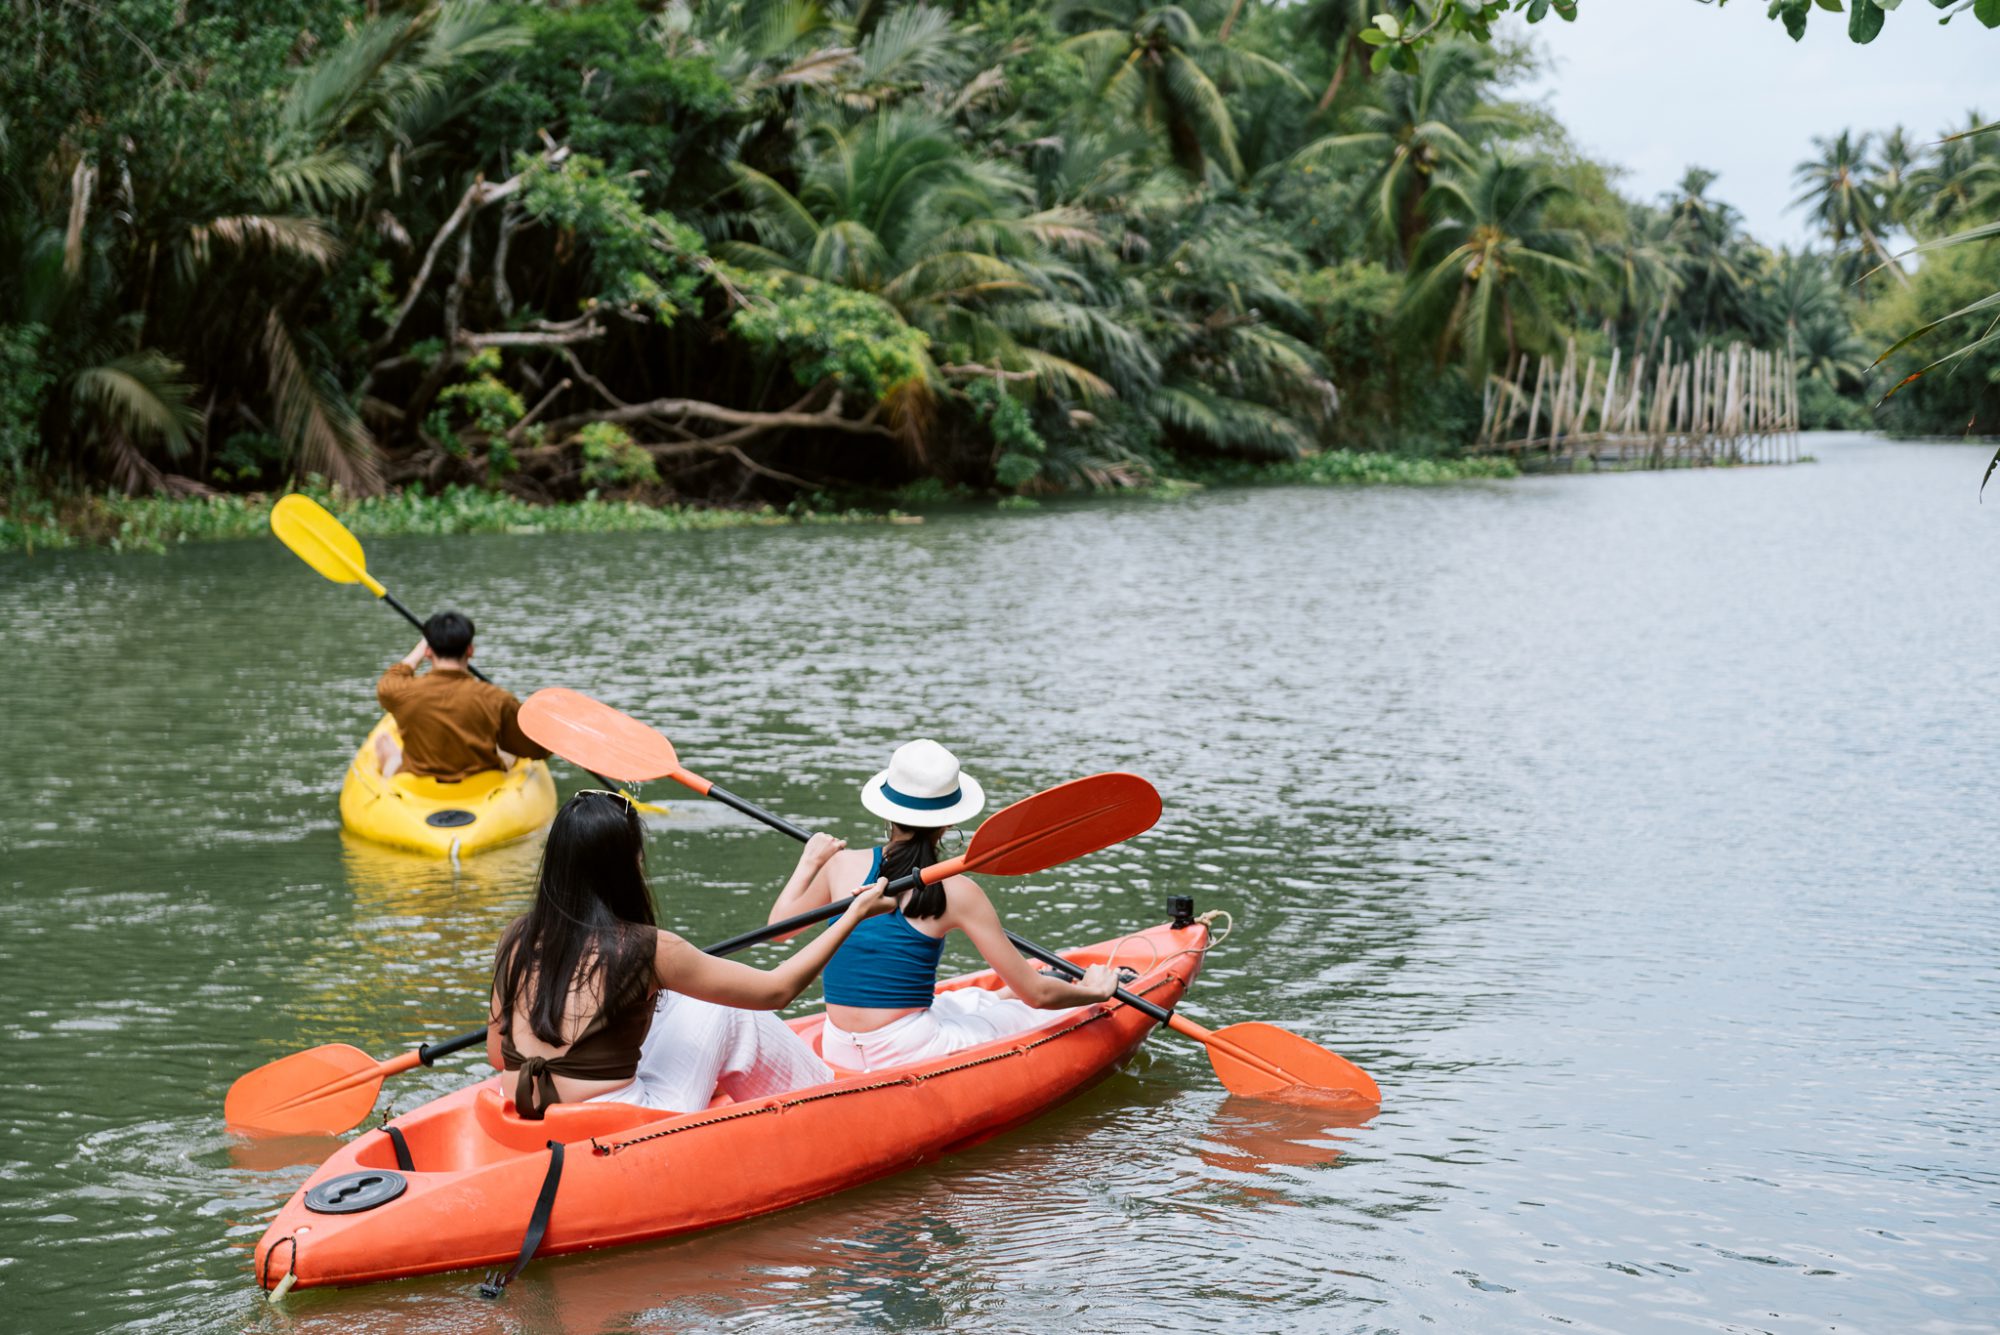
[1, 435, 1996, 1332]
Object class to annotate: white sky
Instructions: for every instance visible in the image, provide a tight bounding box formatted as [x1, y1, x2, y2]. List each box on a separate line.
[1512, 0, 1995, 248]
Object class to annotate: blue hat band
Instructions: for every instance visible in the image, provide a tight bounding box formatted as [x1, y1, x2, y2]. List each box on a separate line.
[880, 782, 963, 811]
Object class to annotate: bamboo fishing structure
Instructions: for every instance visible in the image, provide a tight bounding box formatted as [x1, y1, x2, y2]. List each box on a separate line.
[1477, 340, 1801, 469]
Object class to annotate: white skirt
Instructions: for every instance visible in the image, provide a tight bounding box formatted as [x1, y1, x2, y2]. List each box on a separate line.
[587, 992, 834, 1112]
[820, 987, 1072, 1072]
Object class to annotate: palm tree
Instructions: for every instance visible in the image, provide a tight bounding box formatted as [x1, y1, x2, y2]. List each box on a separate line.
[1291, 40, 1520, 266]
[1596, 204, 1683, 347]
[1124, 200, 1336, 458]
[1906, 110, 2000, 233]
[1792, 131, 1907, 287]
[1302, 0, 1374, 113]
[1795, 303, 1871, 392]
[1757, 249, 1842, 344]
[1401, 154, 1594, 373]
[1056, 0, 1298, 182]
[1658, 168, 1756, 344]
[1871, 126, 1923, 232]
[720, 110, 1110, 397]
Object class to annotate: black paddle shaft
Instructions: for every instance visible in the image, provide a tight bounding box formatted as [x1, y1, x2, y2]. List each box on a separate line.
[704, 782, 813, 841]
[1004, 930, 1174, 1023]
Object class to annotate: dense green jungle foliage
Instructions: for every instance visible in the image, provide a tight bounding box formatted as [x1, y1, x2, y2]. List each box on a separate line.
[2, 0, 1994, 512]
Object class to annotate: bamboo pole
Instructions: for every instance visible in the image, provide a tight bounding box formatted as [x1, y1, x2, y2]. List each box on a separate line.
[1525, 354, 1549, 452]
[1601, 347, 1621, 447]
[1578, 357, 1599, 456]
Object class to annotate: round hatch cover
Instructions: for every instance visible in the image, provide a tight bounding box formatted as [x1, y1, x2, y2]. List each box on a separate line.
[305, 1170, 407, 1214]
[425, 809, 477, 828]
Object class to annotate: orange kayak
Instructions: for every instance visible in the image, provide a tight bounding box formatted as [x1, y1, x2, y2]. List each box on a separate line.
[254, 917, 1209, 1292]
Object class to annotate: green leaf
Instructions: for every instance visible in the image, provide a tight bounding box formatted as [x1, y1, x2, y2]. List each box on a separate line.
[1811, 0, 1842, 10]
[1849, 0, 1885, 39]
[1977, 0, 2000, 26]
[1359, 27, 1390, 45]
[1369, 43, 1393, 72]
[1525, 0, 1551, 20]
[1771, 0, 1812, 39]
[1373, 11, 1400, 37]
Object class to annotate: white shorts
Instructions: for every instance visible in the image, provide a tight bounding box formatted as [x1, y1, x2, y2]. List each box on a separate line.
[588, 992, 834, 1112]
[820, 987, 1072, 1072]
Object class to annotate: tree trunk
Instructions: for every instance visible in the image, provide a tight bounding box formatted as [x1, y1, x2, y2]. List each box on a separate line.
[1218, 0, 1250, 43]
[1317, 47, 1349, 112]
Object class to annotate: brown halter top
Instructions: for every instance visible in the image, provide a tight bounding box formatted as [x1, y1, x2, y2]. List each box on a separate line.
[497, 976, 656, 1120]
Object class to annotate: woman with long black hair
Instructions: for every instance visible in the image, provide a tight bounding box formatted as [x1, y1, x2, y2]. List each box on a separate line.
[490, 790, 883, 1117]
[766, 741, 1117, 1072]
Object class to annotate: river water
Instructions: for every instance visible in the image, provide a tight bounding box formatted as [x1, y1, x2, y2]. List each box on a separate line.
[1, 432, 1994, 1333]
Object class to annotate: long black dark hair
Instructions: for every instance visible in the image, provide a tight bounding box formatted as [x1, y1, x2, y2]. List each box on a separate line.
[883, 822, 950, 919]
[494, 791, 658, 1045]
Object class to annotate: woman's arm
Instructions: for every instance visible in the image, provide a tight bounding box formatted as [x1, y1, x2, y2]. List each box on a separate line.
[658, 879, 887, 1009]
[766, 832, 849, 926]
[944, 877, 1118, 1009]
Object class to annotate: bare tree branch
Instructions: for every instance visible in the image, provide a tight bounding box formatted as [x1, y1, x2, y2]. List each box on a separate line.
[507, 377, 574, 443]
[461, 325, 604, 350]
[492, 201, 521, 318]
[540, 390, 890, 439]
[940, 363, 1037, 381]
[371, 146, 566, 355]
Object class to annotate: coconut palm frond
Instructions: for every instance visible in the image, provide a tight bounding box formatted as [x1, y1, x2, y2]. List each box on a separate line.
[1148, 381, 1311, 458]
[263, 312, 381, 493]
[181, 215, 341, 282]
[263, 149, 374, 213]
[70, 354, 199, 455]
[1015, 346, 1116, 400]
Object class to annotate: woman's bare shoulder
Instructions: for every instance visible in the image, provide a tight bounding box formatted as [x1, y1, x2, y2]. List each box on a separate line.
[827, 844, 881, 880]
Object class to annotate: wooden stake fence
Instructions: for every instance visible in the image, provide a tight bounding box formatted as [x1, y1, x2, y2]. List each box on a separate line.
[1477, 340, 1801, 468]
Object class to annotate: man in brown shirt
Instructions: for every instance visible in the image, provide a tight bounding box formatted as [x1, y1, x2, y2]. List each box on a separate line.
[373, 611, 552, 782]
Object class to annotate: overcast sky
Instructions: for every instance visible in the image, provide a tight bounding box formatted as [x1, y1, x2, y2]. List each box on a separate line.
[1512, 0, 1994, 248]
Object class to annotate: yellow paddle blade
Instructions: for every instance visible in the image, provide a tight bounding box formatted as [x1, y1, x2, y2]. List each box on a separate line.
[269, 494, 384, 596]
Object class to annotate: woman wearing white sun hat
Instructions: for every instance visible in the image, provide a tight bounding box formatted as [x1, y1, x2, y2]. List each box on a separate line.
[768, 739, 1119, 1071]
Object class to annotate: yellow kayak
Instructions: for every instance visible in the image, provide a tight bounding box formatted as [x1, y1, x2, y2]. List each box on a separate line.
[338, 716, 558, 858]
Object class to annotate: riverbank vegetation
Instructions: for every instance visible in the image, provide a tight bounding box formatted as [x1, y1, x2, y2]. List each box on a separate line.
[2, 0, 1994, 534]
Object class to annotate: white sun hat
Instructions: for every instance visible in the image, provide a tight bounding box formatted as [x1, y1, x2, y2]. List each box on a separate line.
[861, 739, 986, 829]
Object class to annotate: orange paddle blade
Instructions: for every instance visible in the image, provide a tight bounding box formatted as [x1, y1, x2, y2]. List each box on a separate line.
[225, 1044, 400, 1136]
[519, 688, 683, 784]
[963, 772, 1161, 876]
[1191, 1019, 1382, 1107]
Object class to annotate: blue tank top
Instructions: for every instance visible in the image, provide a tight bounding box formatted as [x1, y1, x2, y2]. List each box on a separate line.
[821, 847, 947, 1009]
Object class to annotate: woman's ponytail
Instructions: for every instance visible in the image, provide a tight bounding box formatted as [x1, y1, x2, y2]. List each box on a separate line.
[881, 823, 948, 919]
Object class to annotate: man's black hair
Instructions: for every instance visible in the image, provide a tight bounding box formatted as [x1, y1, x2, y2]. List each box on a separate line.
[423, 610, 475, 659]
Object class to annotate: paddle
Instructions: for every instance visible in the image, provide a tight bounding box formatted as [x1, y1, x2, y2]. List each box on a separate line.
[267, 494, 650, 806]
[520, 691, 1379, 1106]
[518, 687, 810, 838]
[225, 771, 1162, 1135]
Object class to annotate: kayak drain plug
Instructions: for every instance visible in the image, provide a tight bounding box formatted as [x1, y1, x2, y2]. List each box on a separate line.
[305, 1170, 407, 1214]
[1169, 896, 1195, 929]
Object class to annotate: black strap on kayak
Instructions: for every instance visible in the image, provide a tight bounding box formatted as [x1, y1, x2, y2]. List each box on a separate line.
[380, 1124, 414, 1173]
[478, 1140, 564, 1299]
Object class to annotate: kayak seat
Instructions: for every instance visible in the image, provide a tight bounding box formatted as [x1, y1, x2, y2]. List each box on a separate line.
[391, 768, 512, 802]
[471, 1084, 680, 1154]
